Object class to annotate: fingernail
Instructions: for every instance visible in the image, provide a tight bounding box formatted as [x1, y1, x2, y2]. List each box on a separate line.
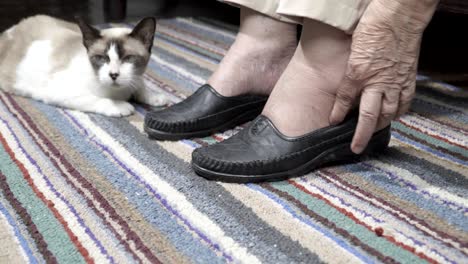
[352, 145, 364, 154]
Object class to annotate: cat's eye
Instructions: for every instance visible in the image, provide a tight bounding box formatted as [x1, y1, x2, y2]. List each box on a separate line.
[91, 55, 109, 63]
[122, 55, 140, 63]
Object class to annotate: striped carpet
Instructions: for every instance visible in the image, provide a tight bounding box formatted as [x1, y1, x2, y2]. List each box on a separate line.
[0, 18, 467, 264]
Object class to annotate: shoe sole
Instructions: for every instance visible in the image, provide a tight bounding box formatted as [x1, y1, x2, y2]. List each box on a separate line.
[192, 127, 391, 183]
[144, 107, 264, 141]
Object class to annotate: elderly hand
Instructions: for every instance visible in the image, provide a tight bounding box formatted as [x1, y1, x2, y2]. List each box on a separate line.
[329, 0, 439, 154]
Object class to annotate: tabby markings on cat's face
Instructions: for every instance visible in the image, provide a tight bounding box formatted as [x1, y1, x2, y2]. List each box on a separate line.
[77, 17, 156, 90]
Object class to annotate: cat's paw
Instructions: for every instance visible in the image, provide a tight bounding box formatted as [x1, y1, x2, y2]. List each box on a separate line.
[146, 94, 168, 106]
[96, 99, 135, 117]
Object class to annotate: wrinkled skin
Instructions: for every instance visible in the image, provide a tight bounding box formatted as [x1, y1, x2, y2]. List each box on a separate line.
[330, 0, 439, 153]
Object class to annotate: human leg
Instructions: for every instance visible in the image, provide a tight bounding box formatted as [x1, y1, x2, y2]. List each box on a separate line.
[262, 19, 351, 136]
[207, 6, 297, 96]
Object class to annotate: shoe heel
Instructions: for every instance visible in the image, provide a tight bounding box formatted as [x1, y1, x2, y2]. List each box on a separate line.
[361, 126, 391, 156]
[323, 126, 391, 165]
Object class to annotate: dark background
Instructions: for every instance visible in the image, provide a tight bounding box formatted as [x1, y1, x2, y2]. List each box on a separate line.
[0, 0, 466, 77]
[0, 0, 239, 29]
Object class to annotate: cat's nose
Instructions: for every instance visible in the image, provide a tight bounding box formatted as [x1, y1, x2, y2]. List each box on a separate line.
[109, 73, 119, 80]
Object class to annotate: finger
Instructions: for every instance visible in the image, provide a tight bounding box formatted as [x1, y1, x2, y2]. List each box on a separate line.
[351, 90, 383, 154]
[397, 100, 411, 118]
[377, 88, 399, 130]
[330, 74, 360, 125]
[397, 81, 416, 117]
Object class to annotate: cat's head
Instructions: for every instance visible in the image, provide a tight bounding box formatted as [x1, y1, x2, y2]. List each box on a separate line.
[77, 17, 156, 89]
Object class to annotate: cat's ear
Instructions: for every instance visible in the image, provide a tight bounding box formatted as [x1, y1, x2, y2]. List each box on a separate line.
[76, 17, 100, 49]
[129, 17, 156, 52]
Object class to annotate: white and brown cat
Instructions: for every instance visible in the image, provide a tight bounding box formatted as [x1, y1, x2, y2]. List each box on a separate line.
[0, 15, 166, 116]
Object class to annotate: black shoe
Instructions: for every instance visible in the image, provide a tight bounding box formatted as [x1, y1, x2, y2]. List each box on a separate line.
[144, 84, 268, 140]
[192, 113, 391, 183]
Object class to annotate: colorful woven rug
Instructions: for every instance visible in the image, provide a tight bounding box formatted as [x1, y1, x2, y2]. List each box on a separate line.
[0, 18, 467, 264]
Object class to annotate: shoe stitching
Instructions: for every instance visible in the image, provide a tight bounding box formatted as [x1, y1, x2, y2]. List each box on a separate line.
[195, 127, 390, 173]
[196, 130, 356, 170]
[146, 99, 266, 129]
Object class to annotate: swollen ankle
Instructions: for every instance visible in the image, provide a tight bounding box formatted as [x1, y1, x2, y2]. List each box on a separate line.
[208, 35, 296, 97]
[207, 8, 298, 97]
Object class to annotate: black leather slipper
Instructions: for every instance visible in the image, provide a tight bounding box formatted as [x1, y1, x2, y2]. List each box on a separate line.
[192, 113, 391, 183]
[144, 84, 268, 140]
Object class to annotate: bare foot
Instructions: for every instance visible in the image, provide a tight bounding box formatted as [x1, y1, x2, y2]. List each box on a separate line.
[262, 19, 351, 136]
[208, 8, 297, 97]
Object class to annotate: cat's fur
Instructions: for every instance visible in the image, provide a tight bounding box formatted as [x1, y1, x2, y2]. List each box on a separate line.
[0, 15, 166, 116]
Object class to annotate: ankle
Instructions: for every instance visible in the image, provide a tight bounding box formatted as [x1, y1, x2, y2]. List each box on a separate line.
[259, 19, 353, 137]
[206, 8, 298, 97]
[296, 19, 351, 75]
[207, 30, 296, 97]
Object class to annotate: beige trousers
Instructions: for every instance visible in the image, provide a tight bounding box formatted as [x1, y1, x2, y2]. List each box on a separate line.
[219, 0, 371, 33]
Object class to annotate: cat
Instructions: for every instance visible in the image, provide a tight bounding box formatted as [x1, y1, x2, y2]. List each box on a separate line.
[0, 15, 166, 117]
